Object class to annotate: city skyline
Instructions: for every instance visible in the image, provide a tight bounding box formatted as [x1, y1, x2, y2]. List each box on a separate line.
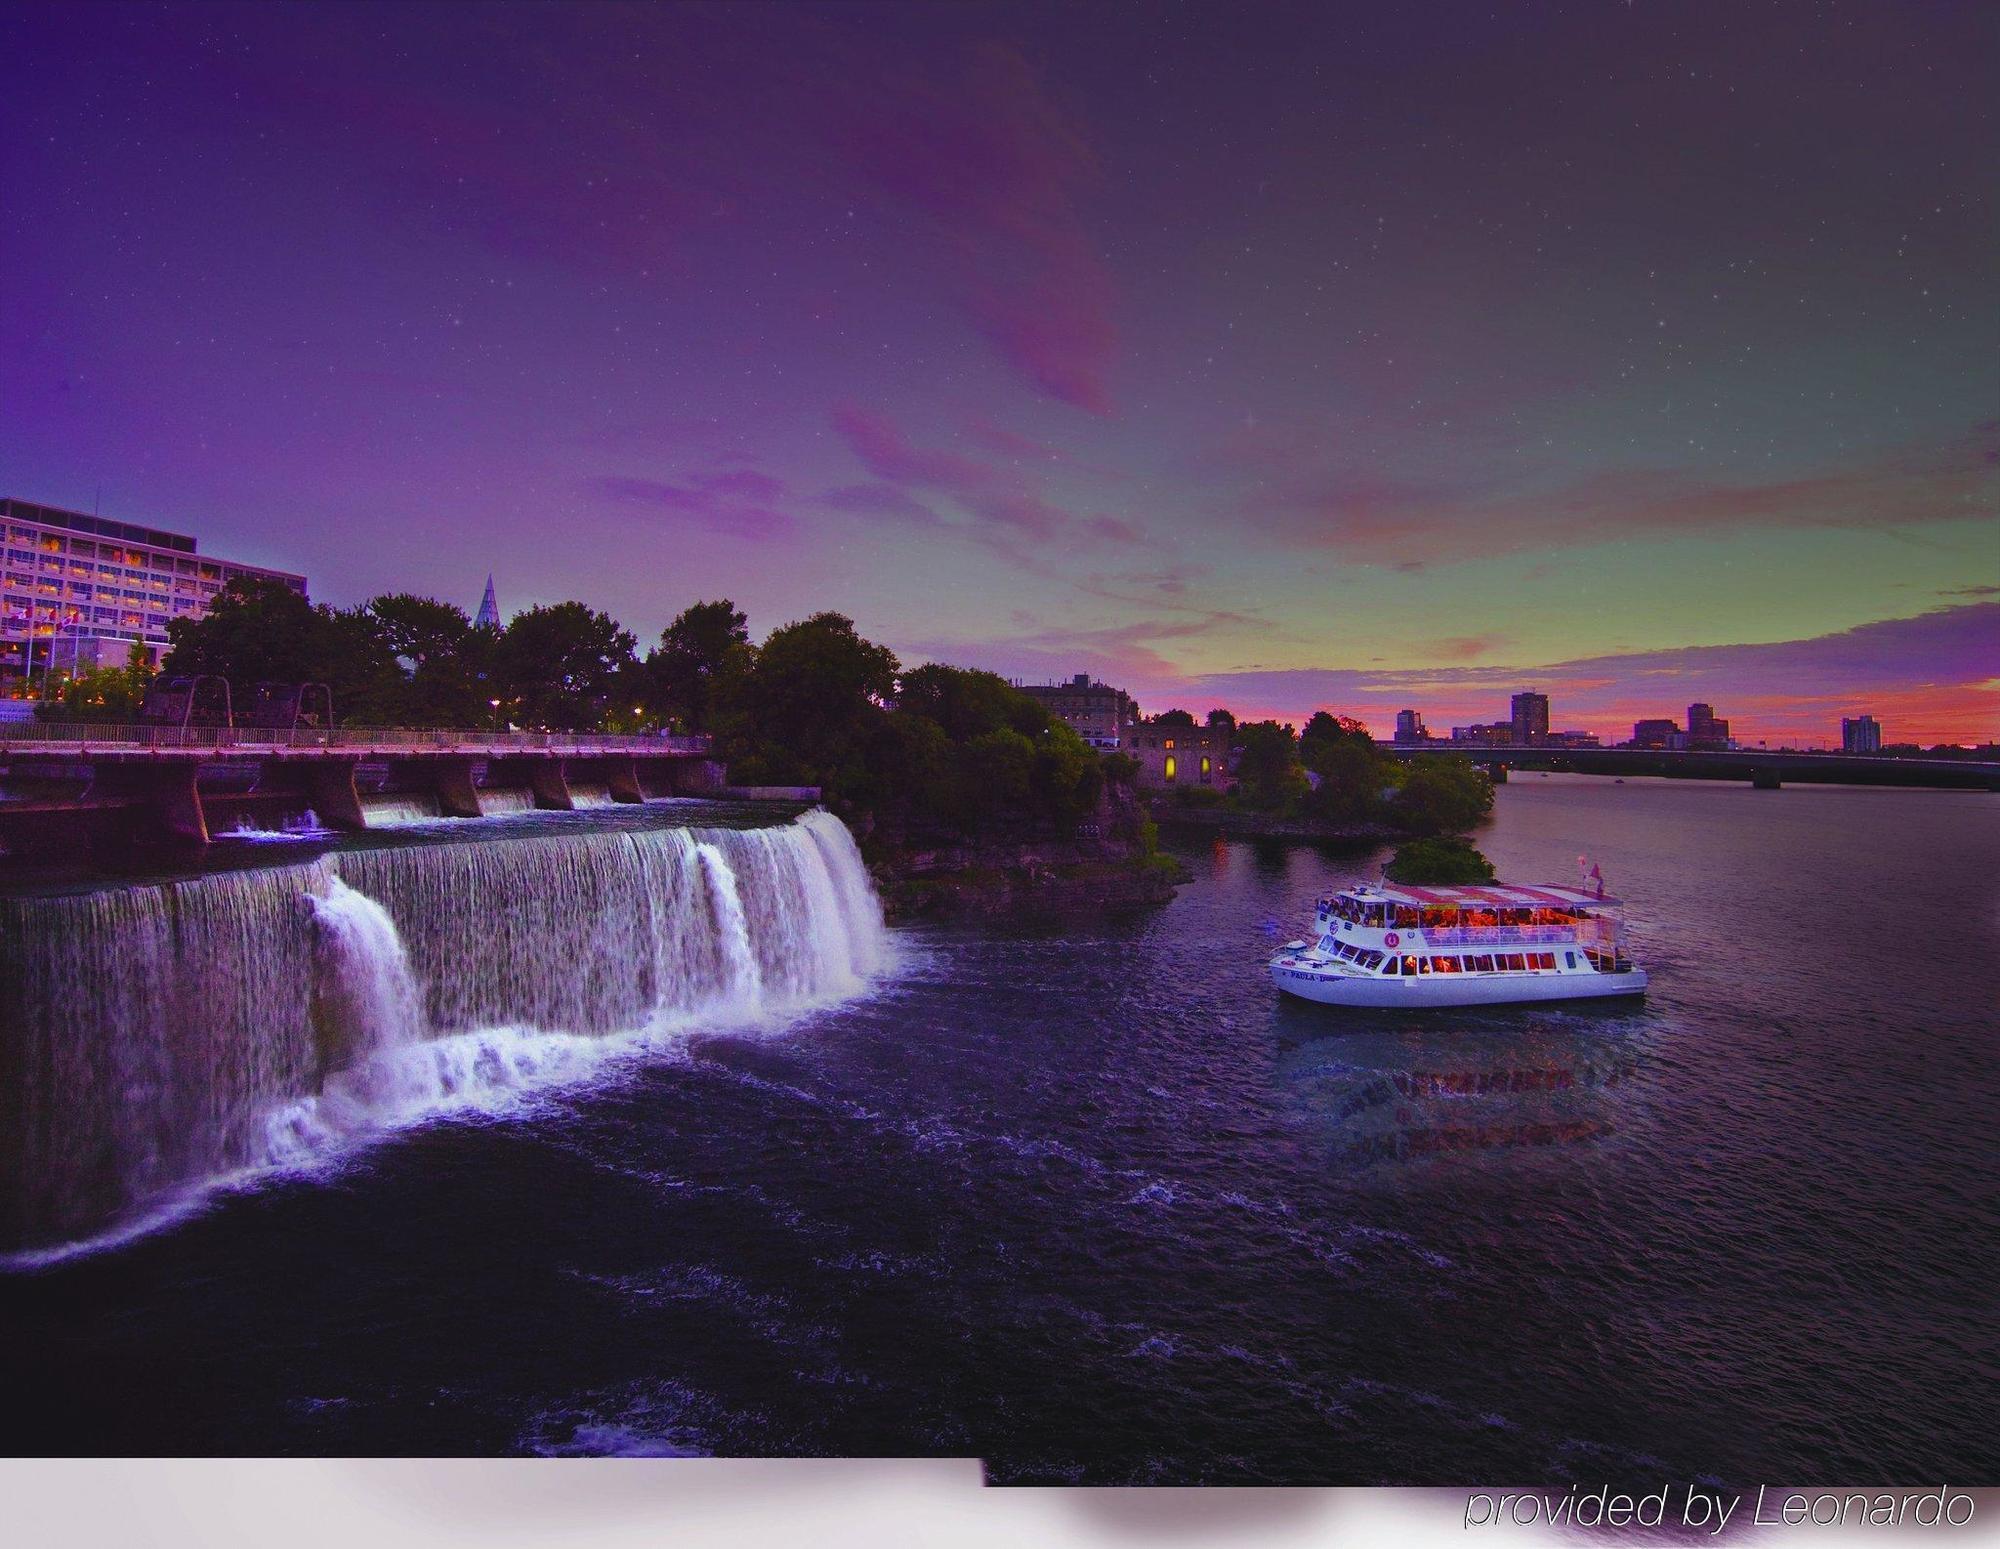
[2, 1, 1995, 746]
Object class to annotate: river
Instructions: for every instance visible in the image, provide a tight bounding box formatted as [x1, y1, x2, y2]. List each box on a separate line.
[1, 779, 1993, 1483]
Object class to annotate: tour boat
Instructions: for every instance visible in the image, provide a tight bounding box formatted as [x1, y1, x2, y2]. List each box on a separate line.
[1269, 881, 1647, 1008]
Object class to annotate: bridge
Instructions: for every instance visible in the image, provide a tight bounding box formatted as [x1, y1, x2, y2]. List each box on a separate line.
[1383, 743, 2000, 792]
[0, 723, 728, 853]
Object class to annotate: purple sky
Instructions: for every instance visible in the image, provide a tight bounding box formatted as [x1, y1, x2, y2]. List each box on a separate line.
[2, 0, 1994, 744]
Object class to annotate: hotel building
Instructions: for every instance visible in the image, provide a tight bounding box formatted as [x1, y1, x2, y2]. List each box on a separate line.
[2, 496, 306, 678]
[1016, 673, 1137, 750]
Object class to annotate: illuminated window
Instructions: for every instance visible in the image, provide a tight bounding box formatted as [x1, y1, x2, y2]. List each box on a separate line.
[1164, 754, 1177, 782]
[1164, 737, 1175, 750]
[1200, 756, 1211, 777]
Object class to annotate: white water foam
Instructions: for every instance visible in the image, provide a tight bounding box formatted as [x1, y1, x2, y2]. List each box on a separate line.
[0, 809, 896, 1264]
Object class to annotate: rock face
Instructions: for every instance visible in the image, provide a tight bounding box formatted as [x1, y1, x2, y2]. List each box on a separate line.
[859, 773, 1189, 924]
[871, 838, 1187, 924]
[1148, 799, 1398, 845]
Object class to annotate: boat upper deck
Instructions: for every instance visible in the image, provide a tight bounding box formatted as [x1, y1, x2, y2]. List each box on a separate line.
[1335, 882, 1621, 909]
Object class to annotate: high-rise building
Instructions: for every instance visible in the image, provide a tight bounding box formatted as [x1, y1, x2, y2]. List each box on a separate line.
[1686, 702, 1730, 749]
[1842, 714, 1882, 754]
[475, 575, 501, 630]
[1, 496, 305, 679]
[1510, 690, 1549, 746]
[1394, 708, 1428, 744]
[1016, 672, 1136, 750]
[1631, 718, 1680, 749]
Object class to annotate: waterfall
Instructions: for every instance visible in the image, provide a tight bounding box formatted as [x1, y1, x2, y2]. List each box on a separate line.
[360, 793, 442, 827]
[308, 876, 425, 1067]
[0, 810, 889, 1256]
[697, 842, 764, 1009]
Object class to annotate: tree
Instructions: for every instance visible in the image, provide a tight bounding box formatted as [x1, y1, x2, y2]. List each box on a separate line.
[36, 642, 156, 722]
[1300, 711, 1388, 823]
[162, 576, 333, 687]
[896, 663, 1046, 742]
[161, 576, 396, 722]
[1385, 836, 1496, 884]
[1206, 707, 1237, 745]
[1300, 711, 1371, 759]
[1391, 754, 1495, 835]
[368, 593, 474, 670]
[716, 612, 898, 793]
[493, 602, 637, 731]
[645, 599, 749, 731]
[1234, 720, 1309, 811]
[1154, 708, 1198, 731]
[361, 593, 492, 726]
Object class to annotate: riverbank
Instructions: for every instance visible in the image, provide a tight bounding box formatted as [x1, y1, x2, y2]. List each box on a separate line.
[1148, 798, 1399, 846]
[868, 836, 1188, 924]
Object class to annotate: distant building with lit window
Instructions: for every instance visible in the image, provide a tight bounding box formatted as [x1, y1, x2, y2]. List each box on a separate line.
[1393, 708, 1428, 744]
[2, 496, 305, 680]
[1630, 718, 1681, 749]
[1450, 722, 1514, 746]
[1016, 672, 1136, 750]
[1128, 716, 1229, 789]
[1842, 714, 1882, 754]
[1510, 691, 1549, 746]
[1686, 702, 1731, 749]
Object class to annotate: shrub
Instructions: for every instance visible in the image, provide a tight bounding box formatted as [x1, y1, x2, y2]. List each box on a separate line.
[1384, 836, 1497, 884]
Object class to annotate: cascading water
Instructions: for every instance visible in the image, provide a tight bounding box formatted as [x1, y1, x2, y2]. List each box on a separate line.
[359, 793, 442, 827]
[696, 842, 764, 1009]
[308, 876, 425, 1066]
[0, 810, 889, 1256]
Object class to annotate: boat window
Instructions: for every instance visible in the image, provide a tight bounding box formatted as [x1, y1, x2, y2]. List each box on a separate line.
[1415, 957, 1431, 975]
[1534, 952, 1556, 970]
[1564, 951, 1578, 969]
[1502, 953, 1526, 972]
[1400, 955, 1418, 976]
[1433, 956, 1460, 974]
[1470, 954, 1495, 973]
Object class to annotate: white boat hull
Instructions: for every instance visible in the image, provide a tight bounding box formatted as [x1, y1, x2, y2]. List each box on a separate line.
[1271, 961, 1648, 1009]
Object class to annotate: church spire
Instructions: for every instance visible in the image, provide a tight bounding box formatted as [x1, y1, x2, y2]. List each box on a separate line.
[475, 574, 500, 630]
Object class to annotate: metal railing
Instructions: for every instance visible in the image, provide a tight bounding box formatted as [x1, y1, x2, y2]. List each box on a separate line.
[1417, 925, 1581, 947]
[0, 721, 713, 755]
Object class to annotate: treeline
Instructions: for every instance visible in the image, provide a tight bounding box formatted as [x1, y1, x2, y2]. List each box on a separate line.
[1154, 707, 1493, 836]
[57, 578, 1107, 836]
[37, 576, 1489, 841]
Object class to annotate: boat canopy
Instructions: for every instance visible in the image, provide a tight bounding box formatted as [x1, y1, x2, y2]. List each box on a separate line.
[1340, 883, 1622, 909]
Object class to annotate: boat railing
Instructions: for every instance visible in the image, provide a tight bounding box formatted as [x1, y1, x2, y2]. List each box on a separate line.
[1418, 925, 1580, 947]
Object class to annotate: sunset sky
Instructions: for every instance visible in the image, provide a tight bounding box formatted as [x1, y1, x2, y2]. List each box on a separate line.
[2, 0, 1994, 745]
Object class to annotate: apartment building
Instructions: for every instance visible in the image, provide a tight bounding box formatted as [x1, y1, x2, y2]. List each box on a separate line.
[1, 497, 306, 677]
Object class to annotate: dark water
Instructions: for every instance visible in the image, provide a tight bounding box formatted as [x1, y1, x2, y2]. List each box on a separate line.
[3, 779, 1995, 1483]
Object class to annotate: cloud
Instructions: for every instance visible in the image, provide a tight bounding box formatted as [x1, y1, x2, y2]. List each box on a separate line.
[828, 403, 1153, 565]
[1209, 421, 1999, 568]
[914, 603, 2000, 746]
[836, 43, 1117, 412]
[588, 472, 796, 542]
